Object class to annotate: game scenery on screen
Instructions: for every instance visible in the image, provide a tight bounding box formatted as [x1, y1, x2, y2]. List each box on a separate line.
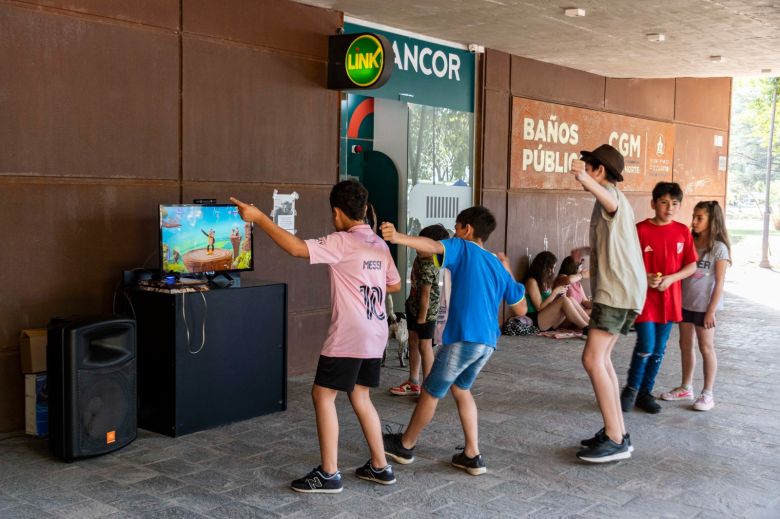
[160, 205, 252, 274]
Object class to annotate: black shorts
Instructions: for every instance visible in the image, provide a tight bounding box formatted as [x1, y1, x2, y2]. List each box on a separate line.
[527, 312, 539, 328]
[313, 355, 381, 392]
[408, 320, 436, 340]
[681, 309, 707, 327]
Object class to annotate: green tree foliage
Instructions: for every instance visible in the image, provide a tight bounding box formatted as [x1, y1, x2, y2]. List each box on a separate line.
[729, 78, 780, 209]
[408, 104, 473, 189]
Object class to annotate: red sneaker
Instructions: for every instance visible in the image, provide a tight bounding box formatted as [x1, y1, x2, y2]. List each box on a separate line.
[389, 381, 421, 396]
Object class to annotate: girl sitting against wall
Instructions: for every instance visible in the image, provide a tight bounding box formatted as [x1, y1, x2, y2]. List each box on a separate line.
[554, 255, 592, 311]
[524, 251, 590, 332]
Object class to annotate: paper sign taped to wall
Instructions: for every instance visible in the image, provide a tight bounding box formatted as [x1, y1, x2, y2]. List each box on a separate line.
[271, 190, 299, 235]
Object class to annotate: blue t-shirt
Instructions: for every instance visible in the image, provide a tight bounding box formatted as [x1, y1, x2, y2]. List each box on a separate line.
[434, 238, 525, 347]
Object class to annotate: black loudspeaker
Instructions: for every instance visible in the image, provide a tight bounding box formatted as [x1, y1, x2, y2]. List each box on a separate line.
[47, 316, 137, 462]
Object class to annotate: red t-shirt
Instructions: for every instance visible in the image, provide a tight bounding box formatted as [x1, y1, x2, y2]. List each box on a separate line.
[635, 219, 697, 323]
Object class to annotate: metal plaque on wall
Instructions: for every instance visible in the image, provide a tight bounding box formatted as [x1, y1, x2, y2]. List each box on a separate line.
[510, 98, 675, 191]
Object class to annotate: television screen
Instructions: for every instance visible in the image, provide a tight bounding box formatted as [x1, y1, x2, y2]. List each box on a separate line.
[159, 204, 253, 275]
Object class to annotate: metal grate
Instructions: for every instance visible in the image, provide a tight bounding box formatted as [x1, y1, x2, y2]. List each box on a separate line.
[426, 196, 459, 219]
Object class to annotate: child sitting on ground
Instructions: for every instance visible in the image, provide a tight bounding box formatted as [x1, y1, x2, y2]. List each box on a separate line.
[231, 180, 401, 493]
[554, 255, 591, 311]
[389, 224, 450, 396]
[524, 251, 589, 332]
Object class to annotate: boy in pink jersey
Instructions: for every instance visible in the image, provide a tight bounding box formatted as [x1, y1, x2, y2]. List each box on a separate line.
[231, 180, 401, 494]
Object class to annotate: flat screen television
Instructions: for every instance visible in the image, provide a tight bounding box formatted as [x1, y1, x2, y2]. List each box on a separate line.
[159, 204, 253, 276]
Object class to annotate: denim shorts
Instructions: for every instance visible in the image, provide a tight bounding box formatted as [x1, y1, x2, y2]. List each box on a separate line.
[422, 342, 494, 399]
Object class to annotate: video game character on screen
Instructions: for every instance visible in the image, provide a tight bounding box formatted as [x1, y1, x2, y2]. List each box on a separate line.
[160, 205, 253, 275]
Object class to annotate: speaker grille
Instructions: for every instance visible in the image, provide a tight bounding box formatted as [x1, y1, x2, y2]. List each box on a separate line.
[76, 359, 137, 456]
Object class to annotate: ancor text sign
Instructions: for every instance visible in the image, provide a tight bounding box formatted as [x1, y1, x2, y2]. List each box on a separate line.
[510, 98, 674, 191]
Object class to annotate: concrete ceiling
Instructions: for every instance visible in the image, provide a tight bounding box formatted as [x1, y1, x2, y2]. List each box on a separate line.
[295, 0, 780, 78]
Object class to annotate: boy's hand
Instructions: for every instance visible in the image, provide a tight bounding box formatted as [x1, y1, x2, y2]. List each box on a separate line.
[647, 272, 662, 288]
[230, 197, 263, 223]
[380, 222, 399, 243]
[569, 159, 586, 182]
[656, 276, 673, 292]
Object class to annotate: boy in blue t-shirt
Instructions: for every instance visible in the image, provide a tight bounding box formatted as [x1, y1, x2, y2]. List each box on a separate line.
[380, 206, 527, 475]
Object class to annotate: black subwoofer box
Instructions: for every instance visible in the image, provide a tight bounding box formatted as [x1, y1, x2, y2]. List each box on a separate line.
[47, 316, 137, 462]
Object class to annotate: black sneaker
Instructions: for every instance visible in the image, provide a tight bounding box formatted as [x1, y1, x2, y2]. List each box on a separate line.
[635, 392, 661, 414]
[383, 432, 415, 464]
[581, 428, 634, 453]
[624, 432, 634, 453]
[620, 386, 638, 413]
[576, 437, 631, 463]
[355, 460, 396, 485]
[290, 467, 343, 493]
[580, 427, 606, 448]
[451, 450, 487, 475]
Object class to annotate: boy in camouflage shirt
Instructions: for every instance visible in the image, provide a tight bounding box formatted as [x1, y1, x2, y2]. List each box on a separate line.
[389, 224, 450, 396]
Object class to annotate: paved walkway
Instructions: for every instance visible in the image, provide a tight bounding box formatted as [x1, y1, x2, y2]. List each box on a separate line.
[1, 294, 779, 518]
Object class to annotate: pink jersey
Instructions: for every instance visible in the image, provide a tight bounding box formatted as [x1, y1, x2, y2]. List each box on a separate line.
[305, 224, 401, 358]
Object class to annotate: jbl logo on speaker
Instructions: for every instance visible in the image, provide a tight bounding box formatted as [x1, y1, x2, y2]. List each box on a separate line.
[106, 431, 116, 444]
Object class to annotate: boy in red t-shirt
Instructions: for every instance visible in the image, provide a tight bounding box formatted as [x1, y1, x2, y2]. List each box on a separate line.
[621, 182, 697, 414]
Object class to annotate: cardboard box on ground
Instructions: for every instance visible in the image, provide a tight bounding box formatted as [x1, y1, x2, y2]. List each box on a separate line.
[25, 374, 47, 437]
[20, 329, 47, 374]
[19, 329, 47, 437]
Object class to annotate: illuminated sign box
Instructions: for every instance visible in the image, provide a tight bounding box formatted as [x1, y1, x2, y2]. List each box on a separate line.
[328, 33, 394, 90]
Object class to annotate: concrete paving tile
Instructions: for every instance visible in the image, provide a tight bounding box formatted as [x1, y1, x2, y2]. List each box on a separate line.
[137, 505, 210, 518]
[107, 492, 170, 515]
[164, 484, 234, 514]
[0, 491, 23, 511]
[0, 476, 57, 496]
[1, 503, 56, 519]
[52, 498, 120, 519]
[198, 454, 267, 473]
[43, 468, 108, 489]
[145, 458, 202, 478]
[159, 442, 224, 464]
[433, 500, 515, 518]
[618, 496, 703, 519]
[334, 494, 405, 516]
[670, 479, 778, 515]
[15, 486, 89, 511]
[274, 498, 354, 517]
[210, 501, 282, 518]
[96, 464, 160, 485]
[224, 482, 301, 510]
[383, 487, 454, 513]
[129, 475, 188, 495]
[115, 447, 175, 466]
[75, 481, 138, 505]
[528, 490, 597, 515]
[175, 467, 245, 492]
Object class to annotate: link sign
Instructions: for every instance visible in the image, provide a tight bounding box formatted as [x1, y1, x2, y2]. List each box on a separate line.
[328, 33, 394, 90]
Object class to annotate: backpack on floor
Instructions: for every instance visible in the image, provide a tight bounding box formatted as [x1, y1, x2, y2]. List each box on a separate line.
[502, 316, 539, 336]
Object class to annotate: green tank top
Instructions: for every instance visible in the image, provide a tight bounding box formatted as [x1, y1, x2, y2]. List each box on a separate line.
[527, 288, 552, 314]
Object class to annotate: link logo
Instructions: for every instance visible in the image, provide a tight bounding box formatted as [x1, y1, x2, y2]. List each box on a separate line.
[359, 285, 386, 320]
[346, 34, 385, 87]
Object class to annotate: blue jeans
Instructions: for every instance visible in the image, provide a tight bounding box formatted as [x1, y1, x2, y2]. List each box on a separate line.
[626, 321, 674, 394]
[423, 342, 494, 399]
